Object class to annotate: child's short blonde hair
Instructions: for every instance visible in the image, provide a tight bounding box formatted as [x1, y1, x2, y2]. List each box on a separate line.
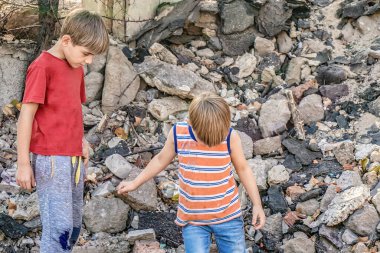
[189, 93, 231, 147]
[60, 9, 109, 55]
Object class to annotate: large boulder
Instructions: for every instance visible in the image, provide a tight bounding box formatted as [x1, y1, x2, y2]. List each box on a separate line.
[134, 56, 216, 98]
[102, 46, 140, 114]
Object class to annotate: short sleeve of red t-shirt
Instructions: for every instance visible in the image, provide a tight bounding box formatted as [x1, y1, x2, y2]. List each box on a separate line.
[23, 66, 47, 104]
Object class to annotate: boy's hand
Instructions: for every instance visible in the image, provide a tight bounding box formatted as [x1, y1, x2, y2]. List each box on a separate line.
[82, 138, 90, 169]
[252, 205, 266, 230]
[117, 180, 138, 195]
[16, 164, 36, 190]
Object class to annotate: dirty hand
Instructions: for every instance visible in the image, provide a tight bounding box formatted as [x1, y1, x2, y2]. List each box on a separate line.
[252, 205, 266, 230]
[16, 163, 36, 191]
[117, 180, 138, 195]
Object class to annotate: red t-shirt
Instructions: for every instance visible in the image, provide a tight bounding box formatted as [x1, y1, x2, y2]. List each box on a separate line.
[22, 51, 86, 156]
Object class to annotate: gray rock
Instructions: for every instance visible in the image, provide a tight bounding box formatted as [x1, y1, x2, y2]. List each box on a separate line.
[340, 0, 380, 19]
[354, 113, 380, 137]
[253, 135, 282, 155]
[134, 56, 216, 99]
[149, 43, 178, 65]
[126, 229, 156, 243]
[282, 138, 322, 165]
[233, 53, 257, 79]
[316, 65, 347, 85]
[336, 171, 362, 191]
[369, 96, 380, 117]
[246, 157, 278, 190]
[261, 213, 283, 251]
[118, 168, 158, 211]
[258, 95, 291, 138]
[285, 57, 307, 85]
[322, 185, 370, 226]
[346, 204, 380, 236]
[83, 197, 130, 233]
[298, 94, 324, 125]
[319, 225, 343, 249]
[195, 48, 215, 58]
[148, 97, 188, 121]
[320, 185, 338, 212]
[88, 53, 107, 72]
[296, 198, 320, 216]
[236, 130, 253, 159]
[372, 191, 380, 213]
[219, 26, 257, 56]
[342, 229, 358, 245]
[92, 181, 115, 198]
[102, 46, 140, 114]
[319, 84, 349, 102]
[254, 37, 275, 57]
[268, 165, 289, 185]
[73, 234, 130, 253]
[257, 0, 292, 37]
[12, 192, 39, 221]
[199, 0, 219, 13]
[355, 144, 380, 160]
[0, 52, 28, 109]
[277, 31, 293, 53]
[85, 72, 104, 102]
[220, 0, 255, 34]
[105, 154, 134, 179]
[332, 141, 355, 166]
[282, 237, 315, 253]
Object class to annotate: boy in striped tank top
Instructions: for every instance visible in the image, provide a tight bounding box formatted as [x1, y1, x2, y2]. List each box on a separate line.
[117, 93, 266, 253]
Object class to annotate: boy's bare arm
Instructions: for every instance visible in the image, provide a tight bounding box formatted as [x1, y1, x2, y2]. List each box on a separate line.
[230, 131, 266, 229]
[16, 103, 39, 190]
[117, 128, 176, 194]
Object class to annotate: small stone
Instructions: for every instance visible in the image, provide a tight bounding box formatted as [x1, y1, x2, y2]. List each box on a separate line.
[316, 65, 347, 85]
[342, 229, 359, 245]
[277, 31, 293, 53]
[254, 37, 275, 57]
[236, 130, 253, 159]
[148, 97, 189, 121]
[253, 136, 282, 155]
[296, 198, 320, 216]
[298, 94, 324, 125]
[132, 240, 165, 253]
[258, 95, 291, 138]
[127, 229, 156, 243]
[105, 154, 134, 179]
[336, 171, 362, 191]
[233, 53, 257, 79]
[268, 165, 290, 185]
[346, 204, 380, 236]
[196, 48, 214, 58]
[286, 185, 306, 201]
[83, 197, 130, 233]
[282, 237, 316, 253]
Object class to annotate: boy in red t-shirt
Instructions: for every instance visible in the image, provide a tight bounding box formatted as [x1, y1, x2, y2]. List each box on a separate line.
[16, 9, 109, 252]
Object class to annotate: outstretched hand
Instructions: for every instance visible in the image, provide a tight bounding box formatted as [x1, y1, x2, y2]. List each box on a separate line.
[117, 180, 138, 195]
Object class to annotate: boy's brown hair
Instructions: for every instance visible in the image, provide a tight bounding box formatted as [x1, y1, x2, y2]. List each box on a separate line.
[189, 93, 231, 147]
[60, 9, 109, 55]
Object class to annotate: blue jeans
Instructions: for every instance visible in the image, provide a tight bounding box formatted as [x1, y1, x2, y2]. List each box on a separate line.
[182, 217, 246, 253]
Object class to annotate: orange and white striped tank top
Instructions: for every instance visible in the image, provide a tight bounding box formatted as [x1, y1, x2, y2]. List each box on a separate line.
[173, 122, 242, 226]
